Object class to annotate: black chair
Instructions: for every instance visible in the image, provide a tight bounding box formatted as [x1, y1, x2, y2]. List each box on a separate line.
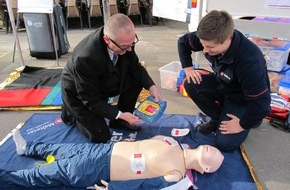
[65, 0, 83, 29]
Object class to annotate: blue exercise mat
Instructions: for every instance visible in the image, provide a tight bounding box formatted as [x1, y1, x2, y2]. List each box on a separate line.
[0, 113, 257, 190]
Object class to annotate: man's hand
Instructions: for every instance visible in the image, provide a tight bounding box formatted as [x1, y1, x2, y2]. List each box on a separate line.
[149, 85, 162, 102]
[95, 180, 108, 190]
[184, 67, 202, 84]
[219, 114, 245, 134]
[119, 112, 142, 125]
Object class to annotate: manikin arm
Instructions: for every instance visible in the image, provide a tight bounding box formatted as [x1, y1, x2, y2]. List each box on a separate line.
[163, 171, 182, 182]
[95, 177, 175, 190]
[151, 135, 167, 140]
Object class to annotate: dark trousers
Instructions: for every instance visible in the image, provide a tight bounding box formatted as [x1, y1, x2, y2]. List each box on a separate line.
[62, 85, 142, 143]
[184, 73, 250, 151]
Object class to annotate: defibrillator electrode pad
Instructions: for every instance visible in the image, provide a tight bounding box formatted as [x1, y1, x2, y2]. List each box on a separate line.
[130, 153, 146, 174]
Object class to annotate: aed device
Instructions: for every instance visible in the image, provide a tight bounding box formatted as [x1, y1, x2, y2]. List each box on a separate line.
[134, 96, 167, 123]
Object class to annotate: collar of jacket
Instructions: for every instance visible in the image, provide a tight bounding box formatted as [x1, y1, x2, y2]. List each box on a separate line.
[217, 30, 241, 65]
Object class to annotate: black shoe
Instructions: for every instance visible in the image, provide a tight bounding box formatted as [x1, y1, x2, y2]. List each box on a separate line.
[252, 120, 263, 128]
[197, 120, 218, 133]
[109, 119, 141, 130]
[61, 106, 74, 126]
[61, 115, 75, 126]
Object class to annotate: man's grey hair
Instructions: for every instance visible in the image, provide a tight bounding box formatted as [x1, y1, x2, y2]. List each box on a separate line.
[104, 13, 134, 41]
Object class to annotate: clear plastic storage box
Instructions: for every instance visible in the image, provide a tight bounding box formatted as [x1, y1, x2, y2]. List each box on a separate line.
[158, 61, 182, 91]
[250, 38, 290, 72]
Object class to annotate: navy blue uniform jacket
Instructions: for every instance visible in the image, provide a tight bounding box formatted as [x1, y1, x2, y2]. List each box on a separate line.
[178, 30, 271, 129]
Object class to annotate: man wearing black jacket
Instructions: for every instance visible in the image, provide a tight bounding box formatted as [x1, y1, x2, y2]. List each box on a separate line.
[61, 13, 161, 143]
[177, 10, 271, 151]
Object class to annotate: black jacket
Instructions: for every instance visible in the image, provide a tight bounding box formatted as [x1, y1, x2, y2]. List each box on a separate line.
[61, 27, 154, 120]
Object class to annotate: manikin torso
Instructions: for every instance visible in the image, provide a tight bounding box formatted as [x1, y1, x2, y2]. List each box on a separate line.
[110, 137, 186, 181]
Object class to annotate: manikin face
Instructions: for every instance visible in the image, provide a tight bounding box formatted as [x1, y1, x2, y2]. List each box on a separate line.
[196, 145, 224, 174]
[200, 38, 231, 56]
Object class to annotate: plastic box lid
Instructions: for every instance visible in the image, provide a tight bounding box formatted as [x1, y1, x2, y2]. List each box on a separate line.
[278, 70, 290, 88]
[250, 37, 290, 51]
[273, 42, 290, 51]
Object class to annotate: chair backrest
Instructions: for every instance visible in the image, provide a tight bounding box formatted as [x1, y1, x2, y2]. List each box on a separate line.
[109, 0, 118, 15]
[128, 0, 140, 15]
[90, 0, 102, 17]
[9, 0, 17, 8]
[66, 0, 80, 17]
[67, 0, 77, 6]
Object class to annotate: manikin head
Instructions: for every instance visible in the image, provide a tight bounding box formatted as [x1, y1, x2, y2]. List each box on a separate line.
[194, 145, 224, 174]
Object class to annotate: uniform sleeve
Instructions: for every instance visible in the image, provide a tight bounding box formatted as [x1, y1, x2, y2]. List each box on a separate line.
[177, 32, 203, 68]
[236, 53, 271, 129]
[108, 177, 175, 190]
[239, 76, 271, 129]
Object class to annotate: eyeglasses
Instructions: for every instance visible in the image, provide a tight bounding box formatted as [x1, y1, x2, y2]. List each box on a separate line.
[109, 34, 139, 51]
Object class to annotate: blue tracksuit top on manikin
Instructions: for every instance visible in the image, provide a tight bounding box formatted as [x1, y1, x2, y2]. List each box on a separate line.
[177, 30, 271, 129]
[0, 141, 174, 189]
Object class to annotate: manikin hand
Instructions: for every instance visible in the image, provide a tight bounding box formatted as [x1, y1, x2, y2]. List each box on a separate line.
[219, 114, 245, 134]
[184, 67, 202, 84]
[149, 85, 162, 102]
[95, 180, 108, 190]
[119, 112, 142, 125]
